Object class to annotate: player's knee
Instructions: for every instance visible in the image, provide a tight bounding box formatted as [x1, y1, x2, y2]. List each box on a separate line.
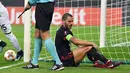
[35, 29, 40, 38]
[5, 33, 16, 42]
[84, 46, 92, 52]
[40, 31, 50, 40]
[87, 47, 98, 54]
[35, 33, 40, 38]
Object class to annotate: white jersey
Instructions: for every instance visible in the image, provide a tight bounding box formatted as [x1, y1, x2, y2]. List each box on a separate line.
[0, 2, 6, 12]
[0, 2, 11, 34]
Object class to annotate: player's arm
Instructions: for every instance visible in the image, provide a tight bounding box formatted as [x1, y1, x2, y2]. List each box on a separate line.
[24, 0, 37, 11]
[66, 34, 97, 47]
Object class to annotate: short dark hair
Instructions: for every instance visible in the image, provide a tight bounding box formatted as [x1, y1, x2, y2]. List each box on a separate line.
[62, 13, 73, 21]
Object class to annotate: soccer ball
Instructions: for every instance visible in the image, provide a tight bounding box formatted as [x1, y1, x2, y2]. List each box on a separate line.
[4, 50, 16, 61]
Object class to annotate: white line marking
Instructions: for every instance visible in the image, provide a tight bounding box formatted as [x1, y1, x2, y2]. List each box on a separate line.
[0, 62, 24, 70]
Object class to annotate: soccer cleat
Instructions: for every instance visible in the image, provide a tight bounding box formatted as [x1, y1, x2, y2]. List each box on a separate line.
[94, 60, 122, 69]
[105, 60, 122, 69]
[0, 41, 7, 52]
[107, 61, 122, 69]
[15, 50, 23, 61]
[105, 60, 113, 66]
[113, 61, 122, 67]
[105, 60, 114, 69]
[22, 63, 39, 69]
[93, 61, 106, 68]
[49, 64, 64, 71]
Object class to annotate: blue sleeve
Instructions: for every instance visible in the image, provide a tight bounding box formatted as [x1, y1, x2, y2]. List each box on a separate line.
[28, 0, 37, 5]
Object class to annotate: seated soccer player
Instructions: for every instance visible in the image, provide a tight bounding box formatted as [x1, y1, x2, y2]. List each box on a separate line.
[0, 40, 7, 52]
[55, 13, 122, 69]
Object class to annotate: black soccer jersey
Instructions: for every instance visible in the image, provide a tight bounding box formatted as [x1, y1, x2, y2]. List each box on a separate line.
[55, 25, 73, 56]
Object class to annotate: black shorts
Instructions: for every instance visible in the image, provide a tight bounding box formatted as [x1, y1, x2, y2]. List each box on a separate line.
[35, 2, 55, 31]
[60, 52, 80, 67]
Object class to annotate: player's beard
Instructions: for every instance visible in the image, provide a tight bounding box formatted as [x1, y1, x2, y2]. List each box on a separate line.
[69, 24, 72, 29]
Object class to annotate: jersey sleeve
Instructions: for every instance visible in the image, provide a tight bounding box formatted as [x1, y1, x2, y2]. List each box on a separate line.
[64, 30, 73, 41]
[28, 0, 37, 5]
[66, 34, 73, 41]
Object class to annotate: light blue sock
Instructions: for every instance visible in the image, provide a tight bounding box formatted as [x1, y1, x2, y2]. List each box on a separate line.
[32, 38, 42, 65]
[44, 38, 62, 65]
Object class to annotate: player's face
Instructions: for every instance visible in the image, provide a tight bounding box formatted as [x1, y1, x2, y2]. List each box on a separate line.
[64, 16, 73, 29]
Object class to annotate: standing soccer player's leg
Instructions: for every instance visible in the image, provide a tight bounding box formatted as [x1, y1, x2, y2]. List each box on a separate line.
[41, 31, 62, 65]
[43, 32, 64, 70]
[38, 3, 62, 65]
[44, 38, 62, 65]
[33, 2, 64, 70]
[1, 25, 23, 61]
[31, 29, 42, 65]
[0, 6, 7, 53]
[5, 31, 23, 60]
[1, 8, 23, 60]
[22, 24, 42, 69]
[5, 32, 22, 52]
[3, 24, 23, 60]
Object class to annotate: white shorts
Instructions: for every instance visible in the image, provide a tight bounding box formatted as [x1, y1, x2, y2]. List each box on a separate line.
[0, 5, 11, 34]
[0, 24, 12, 34]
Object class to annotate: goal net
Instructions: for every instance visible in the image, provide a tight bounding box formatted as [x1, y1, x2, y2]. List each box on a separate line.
[103, 0, 130, 64]
[25, 0, 130, 64]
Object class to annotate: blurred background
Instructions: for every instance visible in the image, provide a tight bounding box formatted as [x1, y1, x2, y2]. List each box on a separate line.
[0, 0, 130, 73]
[1, 0, 130, 26]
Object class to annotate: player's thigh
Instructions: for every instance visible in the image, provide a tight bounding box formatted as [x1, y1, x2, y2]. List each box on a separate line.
[73, 46, 92, 63]
[0, 8, 10, 22]
[0, 24, 12, 34]
[0, 9, 11, 34]
[35, 29, 41, 38]
[35, 3, 54, 32]
[0, 19, 11, 34]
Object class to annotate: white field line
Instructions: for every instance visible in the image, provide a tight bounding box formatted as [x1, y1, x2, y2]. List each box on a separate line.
[0, 62, 24, 70]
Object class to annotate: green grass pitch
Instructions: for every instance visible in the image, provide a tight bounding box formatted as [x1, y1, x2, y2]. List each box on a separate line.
[0, 25, 130, 73]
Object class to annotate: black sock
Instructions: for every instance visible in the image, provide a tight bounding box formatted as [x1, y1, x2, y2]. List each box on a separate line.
[87, 47, 108, 64]
[17, 50, 23, 55]
[0, 41, 7, 47]
[87, 53, 97, 63]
